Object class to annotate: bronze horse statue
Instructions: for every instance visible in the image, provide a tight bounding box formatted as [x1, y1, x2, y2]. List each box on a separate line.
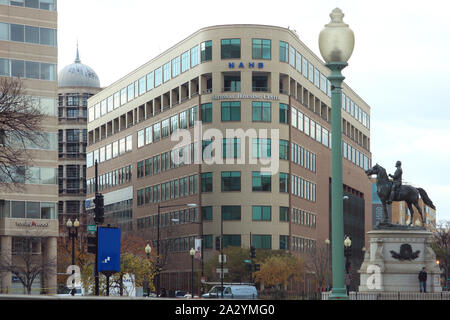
[366, 164, 435, 226]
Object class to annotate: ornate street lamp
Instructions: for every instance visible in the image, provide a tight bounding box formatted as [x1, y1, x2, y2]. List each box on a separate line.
[66, 218, 80, 296]
[325, 238, 331, 291]
[318, 7, 355, 300]
[344, 236, 352, 273]
[144, 244, 152, 296]
[190, 248, 196, 298]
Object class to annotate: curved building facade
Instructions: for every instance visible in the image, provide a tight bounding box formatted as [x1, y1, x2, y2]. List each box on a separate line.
[86, 25, 372, 293]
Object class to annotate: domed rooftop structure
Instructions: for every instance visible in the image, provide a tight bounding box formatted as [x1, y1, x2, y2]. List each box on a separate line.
[58, 45, 101, 88]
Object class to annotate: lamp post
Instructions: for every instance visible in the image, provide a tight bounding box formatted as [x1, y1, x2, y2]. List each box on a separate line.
[319, 7, 355, 300]
[66, 218, 80, 296]
[344, 236, 352, 273]
[156, 203, 197, 296]
[325, 238, 330, 291]
[145, 244, 152, 296]
[190, 247, 195, 298]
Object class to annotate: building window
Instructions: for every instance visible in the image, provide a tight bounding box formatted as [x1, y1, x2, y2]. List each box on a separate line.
[279, 103, 289, 124]
[279, 172, 289, 193]
[280, 206, 289, 222]
[252, 73, 268, 92]
[221, 38, 240, 59]
[181, 51, 190, 73]
[154, 67, 162, 87]
[221, 101, 240, 121]
[202, 206, 213, 221]
[252, 235, 272, 249]
[221, 206, 241, 221]
[280, 235, 289, 250]
[252, 138, 271, 159]
[279, 139, 289, 160]
[201, 103, 212, 123]
[223, 74, 240, 92]
[221, 171, 241, 192]
[172, 56, 180, 78]
[200, 40, 212, 62]
[222, 138, 240, 159]
[252, 101, 271, 122]
[191, 45, 199, 67]
[252, 206, 271, 221]
[161, 119, 169, 138]
[252, 39, 271, 60]
[252, 171, 271, 192]
[163, 62, 171, 83]
[201, 172, 212, 192]
[279, 41, 289, 63]
[222, 235, 241, 248]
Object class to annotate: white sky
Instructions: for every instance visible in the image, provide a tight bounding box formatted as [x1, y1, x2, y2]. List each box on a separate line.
[58, 0, 450, 223]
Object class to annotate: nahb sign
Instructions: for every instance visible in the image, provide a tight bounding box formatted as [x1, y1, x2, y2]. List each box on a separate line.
[228, 62, 264, 69]
[97, 226, 121, 273]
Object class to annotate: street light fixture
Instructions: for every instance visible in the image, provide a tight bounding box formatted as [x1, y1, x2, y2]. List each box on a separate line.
[318, 7, 354, 300]
[190, 247, 196, 298]
[144, 244, 152, 296]
[155, 203, 198, 296]
[66, 218, 80, 296]
[325, 238, 331, 291]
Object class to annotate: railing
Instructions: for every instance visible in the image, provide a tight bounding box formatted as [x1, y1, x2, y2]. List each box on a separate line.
[321, 291, 450, 300]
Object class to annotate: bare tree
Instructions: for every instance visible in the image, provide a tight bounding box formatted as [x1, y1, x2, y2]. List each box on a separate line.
[0, 236, 57, 294]
[0, 77, 46, 189]
[305, 243, 330, 291]
[431, 220, 450, 291]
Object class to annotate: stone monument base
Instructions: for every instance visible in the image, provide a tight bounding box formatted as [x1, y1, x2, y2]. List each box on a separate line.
[358, 227, 441, 293]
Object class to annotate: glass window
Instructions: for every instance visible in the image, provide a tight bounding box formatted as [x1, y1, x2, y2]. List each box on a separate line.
[279, 41, 289, 63]
[191, 45, 199, 67]
[252, 73, 268, 92]
[320, 73, 327, 93]
[252, 101, 271, 122]
[153, 123, 161, 141]
[41, 202, 55, 219]
[40, 62, 56, 81]
[279, 103, 289, 124]
[291, 107, 297, 128]
[221, 101, 240, 121]
[280, 235, 289, 250]
[252, 39, 271, 60]
[252, 138, 271, 159]
[145, 126, 152, 144]
[25, 61, 39, 79]
[0, 22, 8, 41]
[314, 68, 320, 88]
[154, 67, 162, 87]
[172, 56, 180, 78]
[280, 172, 289, 193]
[120, 88, 127, 105]
[223, 74, 240, 92]
[40, 0, 55, 11]
[127, 83, 134, 102]
[146, 72, 154, 91]
[11, 201, 25, 218]
[298, 111, 304, 132]
[40, 27, 56, 46]
[221, 206, 241, 221]
[289, 46, 296, 68]
[161, 119, 169, 138]
[106, 144, 112, 161]
[252, 171, 271, 192]
[296, 52, 302, 73]
[181, 50, 190, 73]
[11, 24, 24, 42]
[26, 201, 40, 218]
[252, 234, 271, 249]
[163, 62, 171, 83]
[40, 167, 56, 184]
[25, 0, 39, 8]
[200, 40, 212, 62]
[221, 38, 240, 59]
[24, 25, 39, 44]
[252, 206, 271, 221]
[126, 135, 132, 151]
[201, 103, 212, 123]
[221, 171, 241, 192]
[112, 141, 118, 158]
[189, 106, 198, 127]
[137, 129, 144, 148]
[202, 206, 213, 221]
[222, 138, 240, 159]
[170, 115, 178, 134]
[11, 59, 25, 78]
[302, 56, 308, 78]
[280, 206, 289, 222]
[279, 140, 289, 160]
[179, 111, 187, 129]
[0, 58, 9, 76]
[201, 172, 212, 192]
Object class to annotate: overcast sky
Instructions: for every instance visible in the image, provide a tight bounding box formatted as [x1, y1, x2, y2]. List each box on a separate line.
[58, 0, 450, 223]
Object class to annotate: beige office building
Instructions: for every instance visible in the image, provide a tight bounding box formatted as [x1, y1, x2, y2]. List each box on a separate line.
[86, 25, 372, 293]
[0, 0, 58, 294]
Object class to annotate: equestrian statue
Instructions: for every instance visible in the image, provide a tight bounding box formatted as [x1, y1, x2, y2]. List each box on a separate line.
[365, 161, 435, 227]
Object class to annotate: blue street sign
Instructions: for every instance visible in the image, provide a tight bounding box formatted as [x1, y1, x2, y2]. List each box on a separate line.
[97, 227, 121, 273]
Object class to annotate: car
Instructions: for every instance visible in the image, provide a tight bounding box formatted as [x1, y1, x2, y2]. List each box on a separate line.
[175, 290, 187, 298]
[56, 286, 84, 297]
[202, 285, 257, 299]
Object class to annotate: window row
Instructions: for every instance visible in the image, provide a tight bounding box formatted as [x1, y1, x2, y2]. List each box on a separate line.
[0, 200, 57, 219]
[59, 93, 93, 107]
[291, 208, 316, 229]
[1, 0, 56, 11]
[292, 236, 316, 253]
[291, 142, 317, 173]
[342, 93, 370, 129]
[291, 106, 330, 148]
[201, 171, 290, 193]
[2, 131, 57, 151]
[0, 22, 56, 46]
[0, 58, 56, 81]
[279, 41, 331, 97]
[86, 165, 132, 194]
[137, 207, 199, 229]
[343, 141, 371, 171]
[136, 174, 199, 206]
[0, 166, 56, 185]
[291, 174, 317, 203]
[88, 39, 208, 122]
[86, 134, 132, 168]
[137, 106, 198, 148]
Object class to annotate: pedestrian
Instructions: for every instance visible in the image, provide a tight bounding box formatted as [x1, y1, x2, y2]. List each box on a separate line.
[418, 267, 427, 293]
[345, 273, 351, 295]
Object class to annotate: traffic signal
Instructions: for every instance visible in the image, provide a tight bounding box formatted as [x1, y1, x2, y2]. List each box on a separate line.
[87, 236, 97, 254]
[93, 194, 104, 224]
[215, 236, 221, 251]
[250, 246, 256, 259]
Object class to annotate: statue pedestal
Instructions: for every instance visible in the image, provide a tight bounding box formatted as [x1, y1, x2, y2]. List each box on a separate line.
[358, 228, 441, 293]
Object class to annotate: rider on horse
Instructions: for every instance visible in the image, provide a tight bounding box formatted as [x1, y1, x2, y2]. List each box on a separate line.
[387, 160, 402, 205]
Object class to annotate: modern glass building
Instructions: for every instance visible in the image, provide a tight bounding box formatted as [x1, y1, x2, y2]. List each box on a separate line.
[0, 0, 58, 294]
[86, 25, 372, 293]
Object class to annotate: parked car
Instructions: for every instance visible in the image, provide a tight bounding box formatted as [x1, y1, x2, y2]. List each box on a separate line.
[202, 285, 257, 299]
[175, 290, 187, 298]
